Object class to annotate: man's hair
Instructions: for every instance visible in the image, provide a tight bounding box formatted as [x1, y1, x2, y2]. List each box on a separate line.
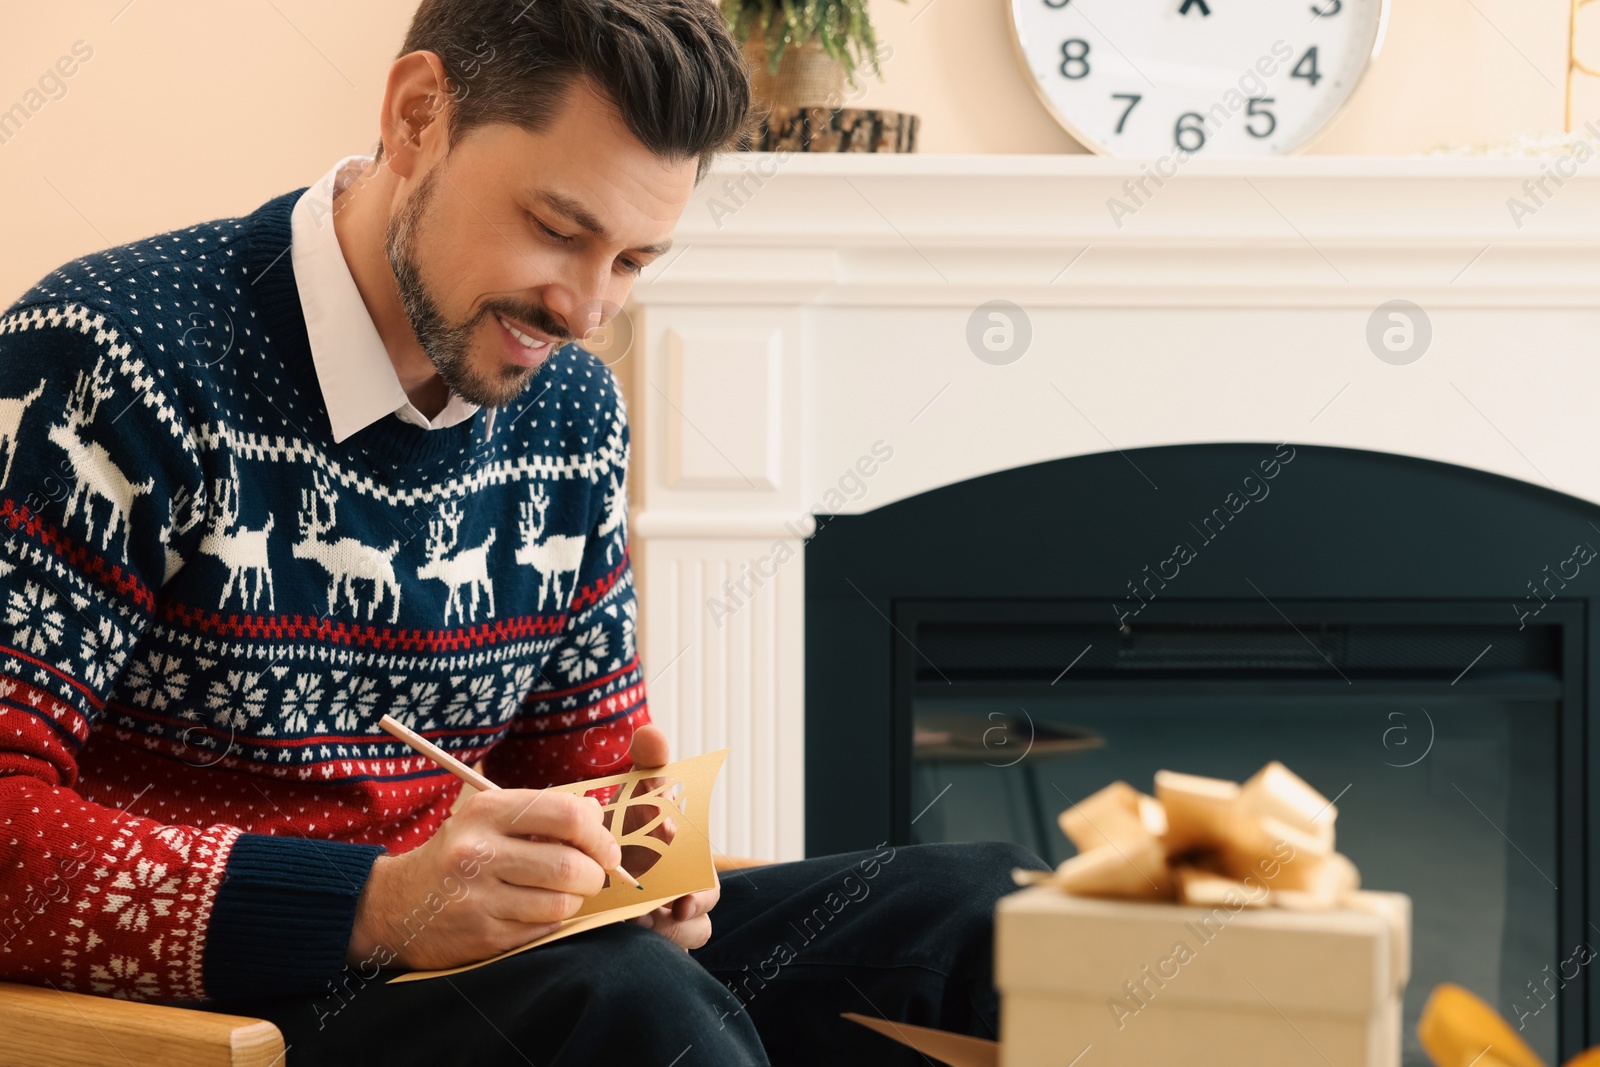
[376, 0, 756, 183]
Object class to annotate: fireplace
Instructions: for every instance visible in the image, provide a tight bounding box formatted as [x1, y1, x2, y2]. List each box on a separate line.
[620, 153, 1600, 1064]
[804, 441, 1589, 1064]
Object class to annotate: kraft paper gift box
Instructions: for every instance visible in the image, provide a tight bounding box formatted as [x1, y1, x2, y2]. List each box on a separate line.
[993, 886, 1412, 1067]
[844, 763, 1412, 1067]
[985, 762, 1410, 1066]
[842, 888, 1409, 1067]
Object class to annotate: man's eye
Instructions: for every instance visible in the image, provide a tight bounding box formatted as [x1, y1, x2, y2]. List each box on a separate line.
[619, 259, 643, 275]
[534, 218, 571, 243]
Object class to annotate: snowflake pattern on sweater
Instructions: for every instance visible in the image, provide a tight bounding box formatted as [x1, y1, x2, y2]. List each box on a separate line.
[0, 188, 649, 1002]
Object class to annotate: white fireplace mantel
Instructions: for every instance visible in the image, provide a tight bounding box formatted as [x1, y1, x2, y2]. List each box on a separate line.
[619, 153, 1600, 862]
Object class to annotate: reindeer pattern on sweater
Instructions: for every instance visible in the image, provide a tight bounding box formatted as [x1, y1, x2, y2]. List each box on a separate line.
[0, 189, 649, 1003]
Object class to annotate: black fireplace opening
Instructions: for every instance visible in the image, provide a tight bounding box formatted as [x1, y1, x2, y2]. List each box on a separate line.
[805, 443, 1594, 1066]
[903, 601, 1568, 1066]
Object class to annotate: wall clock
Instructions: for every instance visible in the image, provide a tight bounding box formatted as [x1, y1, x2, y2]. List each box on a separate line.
[1007, 0, 1389, 156]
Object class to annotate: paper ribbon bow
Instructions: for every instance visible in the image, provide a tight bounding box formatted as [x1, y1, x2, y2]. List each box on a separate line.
[1417, 982, 1600, 1067]
[1012, 761, 1360, 910]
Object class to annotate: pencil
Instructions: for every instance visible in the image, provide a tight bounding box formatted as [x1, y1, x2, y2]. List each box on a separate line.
[378, 713, 644, 891]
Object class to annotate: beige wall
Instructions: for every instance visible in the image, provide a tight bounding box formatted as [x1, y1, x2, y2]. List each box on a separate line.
[2, 0, 1592, 303]
[2, 2, 405, 305]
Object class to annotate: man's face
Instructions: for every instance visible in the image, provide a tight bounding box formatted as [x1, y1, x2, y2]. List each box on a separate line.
[384, 78, 694, 407]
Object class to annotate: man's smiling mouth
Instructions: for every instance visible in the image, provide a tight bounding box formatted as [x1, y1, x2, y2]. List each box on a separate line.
[495, 312, 559, 350]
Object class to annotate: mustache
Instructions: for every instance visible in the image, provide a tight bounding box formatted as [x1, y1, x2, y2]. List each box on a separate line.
[484, 302, 573, 344]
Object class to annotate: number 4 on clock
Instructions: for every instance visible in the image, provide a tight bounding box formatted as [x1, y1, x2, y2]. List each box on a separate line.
[1291, 46, 1322, 86]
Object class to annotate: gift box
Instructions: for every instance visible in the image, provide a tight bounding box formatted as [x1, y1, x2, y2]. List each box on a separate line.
[843, 761, 1414, 1067]
[995, 885, 1411, 1067]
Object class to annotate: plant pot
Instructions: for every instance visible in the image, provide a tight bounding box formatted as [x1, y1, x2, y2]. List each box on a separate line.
[744, 36, 847, 110]
[744, 106, 918, 152]
[739, 36, 919, 152]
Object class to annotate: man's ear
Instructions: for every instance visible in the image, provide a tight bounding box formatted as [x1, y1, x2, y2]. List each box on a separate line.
[378, 49, 455, 180]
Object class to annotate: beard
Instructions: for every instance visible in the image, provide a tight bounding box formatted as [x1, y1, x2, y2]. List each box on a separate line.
[383, 160, 571, 408]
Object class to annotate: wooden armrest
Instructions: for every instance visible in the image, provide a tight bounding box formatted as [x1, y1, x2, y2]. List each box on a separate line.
[714, 854, 776, 871]
[0, 981, 284, 1067]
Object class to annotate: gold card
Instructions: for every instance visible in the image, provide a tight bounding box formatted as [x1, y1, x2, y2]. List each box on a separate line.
[387, 747, 728, 983]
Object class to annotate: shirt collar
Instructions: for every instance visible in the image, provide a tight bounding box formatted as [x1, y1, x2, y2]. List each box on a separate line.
[290, 154, 486, 444]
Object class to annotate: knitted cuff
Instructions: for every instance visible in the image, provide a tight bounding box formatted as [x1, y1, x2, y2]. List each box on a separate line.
[202, 832, 386, 1001]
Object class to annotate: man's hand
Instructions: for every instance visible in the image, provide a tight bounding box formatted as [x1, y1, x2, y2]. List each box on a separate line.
[345, 785, 621, 971]
[620, 723, 719, 950]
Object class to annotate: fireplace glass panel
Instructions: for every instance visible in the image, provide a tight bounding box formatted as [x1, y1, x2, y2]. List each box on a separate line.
[909, 690, 1560, 1066]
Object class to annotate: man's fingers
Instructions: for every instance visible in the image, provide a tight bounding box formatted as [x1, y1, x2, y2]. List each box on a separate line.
[628, 723, 670, 768]
[673, 895, 694, 921]
[648, 911, 712, 951]
[481, 788, 620, 871]
[483, 913, 567, 949]
[489, 837, 612, 898]
[493, 885, 589, 926]
[672, 884, 718, 921]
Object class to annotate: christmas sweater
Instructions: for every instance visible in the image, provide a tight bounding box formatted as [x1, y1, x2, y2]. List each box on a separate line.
[0, 187, 649, 1003]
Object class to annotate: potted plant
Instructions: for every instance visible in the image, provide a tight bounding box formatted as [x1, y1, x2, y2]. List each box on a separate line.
[720, 0, 918, 152]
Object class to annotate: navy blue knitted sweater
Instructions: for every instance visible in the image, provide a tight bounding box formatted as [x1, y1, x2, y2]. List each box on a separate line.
[0, 187, 648, 1002]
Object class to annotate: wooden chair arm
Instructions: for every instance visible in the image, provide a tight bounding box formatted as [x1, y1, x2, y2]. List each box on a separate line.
[714, 854, 776, 871]
[0, 981, 284, 1067]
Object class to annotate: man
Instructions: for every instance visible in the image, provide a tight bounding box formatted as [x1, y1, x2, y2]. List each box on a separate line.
[0, 0, 1048, 1062]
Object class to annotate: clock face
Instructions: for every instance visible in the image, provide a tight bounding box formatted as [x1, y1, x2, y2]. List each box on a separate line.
[1008, 0, 1386, 156]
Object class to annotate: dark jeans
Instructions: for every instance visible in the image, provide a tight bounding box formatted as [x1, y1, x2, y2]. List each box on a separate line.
[193, 840, 1050, 1066]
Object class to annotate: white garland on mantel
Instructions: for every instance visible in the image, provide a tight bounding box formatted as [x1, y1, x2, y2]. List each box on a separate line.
[1427, 128, 1600, 157]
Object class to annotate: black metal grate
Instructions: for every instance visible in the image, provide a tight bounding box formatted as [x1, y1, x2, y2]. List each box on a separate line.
[911, 620, 1558, 682]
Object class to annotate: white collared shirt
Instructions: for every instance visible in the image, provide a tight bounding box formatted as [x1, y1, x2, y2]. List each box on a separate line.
[290, 154, 491, 444]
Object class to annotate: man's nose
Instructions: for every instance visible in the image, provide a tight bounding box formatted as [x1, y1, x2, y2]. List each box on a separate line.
[543, 268, 612, 342]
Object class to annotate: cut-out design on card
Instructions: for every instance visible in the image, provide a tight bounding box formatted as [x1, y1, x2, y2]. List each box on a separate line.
[388, 748, 727, 983]
[592, 772, 692, 889]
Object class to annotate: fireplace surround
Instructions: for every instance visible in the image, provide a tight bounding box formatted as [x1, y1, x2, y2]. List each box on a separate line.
[622, 154, 1600, 847]
[618, 152, 1600, 1056]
